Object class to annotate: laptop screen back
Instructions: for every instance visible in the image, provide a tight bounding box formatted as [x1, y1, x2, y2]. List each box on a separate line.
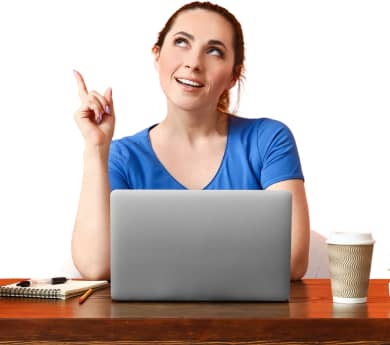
[110, 189, 292, 301]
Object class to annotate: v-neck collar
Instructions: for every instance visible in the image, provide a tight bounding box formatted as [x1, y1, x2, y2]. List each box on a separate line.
[146, 115, 232, 190]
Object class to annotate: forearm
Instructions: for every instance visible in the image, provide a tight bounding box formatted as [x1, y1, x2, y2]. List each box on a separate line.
[267, 179, 310, 280]
[290, 186, 310, 280]
[72, 145, 111, 280]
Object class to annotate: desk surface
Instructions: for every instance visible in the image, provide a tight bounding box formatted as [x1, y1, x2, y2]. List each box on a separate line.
[1, 278, 390, 344]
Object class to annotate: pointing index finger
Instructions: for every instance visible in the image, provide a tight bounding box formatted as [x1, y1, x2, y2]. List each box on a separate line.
[73, 69, 88, 99]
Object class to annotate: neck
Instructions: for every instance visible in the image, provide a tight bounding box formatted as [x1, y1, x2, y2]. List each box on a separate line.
[159, 103, 228, 144]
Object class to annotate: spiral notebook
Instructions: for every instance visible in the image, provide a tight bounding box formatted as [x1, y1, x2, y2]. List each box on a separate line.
[0, 280, 109, 300]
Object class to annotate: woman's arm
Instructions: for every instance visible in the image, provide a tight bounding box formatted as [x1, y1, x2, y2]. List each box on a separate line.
[71, 70, 115, 280]
[72, 146, 111, 280]
[267, 179, 310, 280]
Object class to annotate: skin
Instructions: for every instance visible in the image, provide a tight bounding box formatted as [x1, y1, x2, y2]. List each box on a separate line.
[72, 9, 310, 280]
[72, 70, 114, 280]
[149, 9, 237, 190]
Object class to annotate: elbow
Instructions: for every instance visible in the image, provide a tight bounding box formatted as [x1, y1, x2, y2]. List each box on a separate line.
[290, 267, 307, 281]
[73, 256, 110, 281]
[71, 229, 111, 281]
[74, 258, 110, 281]
[71, 246, 110, 281]
[290, 256, 309, 281]
[290, 234, 310, 281]
[81, 268, 110, 281]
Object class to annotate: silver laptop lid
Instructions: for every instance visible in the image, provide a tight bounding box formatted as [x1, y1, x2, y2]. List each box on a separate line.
[110, 190, 292, 301]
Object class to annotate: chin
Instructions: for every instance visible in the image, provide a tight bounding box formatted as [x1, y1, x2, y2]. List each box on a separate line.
[177, 104, 203, 112]
[170, 99, 205, 112]
[171, 96, 216, 113]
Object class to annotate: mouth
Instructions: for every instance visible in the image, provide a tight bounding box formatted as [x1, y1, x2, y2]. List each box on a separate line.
[175, 77, 205, 88]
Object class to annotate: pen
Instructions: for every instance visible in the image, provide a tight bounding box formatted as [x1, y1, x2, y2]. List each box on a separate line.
[16, 277, 69, 287]
[79, 288, 94, 304]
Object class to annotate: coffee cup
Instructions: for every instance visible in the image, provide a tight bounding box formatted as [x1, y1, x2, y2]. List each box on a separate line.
[327, 232, 375, 304]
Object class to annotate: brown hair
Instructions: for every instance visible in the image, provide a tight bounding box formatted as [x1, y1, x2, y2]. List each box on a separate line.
[153, 1, 245, 113]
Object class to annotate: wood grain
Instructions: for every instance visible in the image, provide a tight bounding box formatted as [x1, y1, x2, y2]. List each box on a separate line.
[1, 279, 389, 344]
[0, 340, 389, 345]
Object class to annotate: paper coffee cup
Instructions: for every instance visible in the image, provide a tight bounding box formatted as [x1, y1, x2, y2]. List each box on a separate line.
[327, 232, 375, 304]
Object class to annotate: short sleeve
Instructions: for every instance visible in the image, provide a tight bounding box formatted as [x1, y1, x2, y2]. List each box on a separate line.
[108, 141, 131, 191]
[258, 119, 304, 189]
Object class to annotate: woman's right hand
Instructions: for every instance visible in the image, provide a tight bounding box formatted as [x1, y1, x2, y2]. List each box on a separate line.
[73, 70, 115, 148]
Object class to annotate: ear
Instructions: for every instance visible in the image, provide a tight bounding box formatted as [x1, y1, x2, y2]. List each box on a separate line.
[228, 64, 242, 89]
[228, 77, 237, 90]
[152, 45, 160, 71]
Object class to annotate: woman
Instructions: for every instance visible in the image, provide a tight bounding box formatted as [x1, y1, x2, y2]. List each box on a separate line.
[72, 1, 310, 281]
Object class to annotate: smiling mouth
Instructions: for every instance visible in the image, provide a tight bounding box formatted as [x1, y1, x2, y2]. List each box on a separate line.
[175, 77, 204, 88]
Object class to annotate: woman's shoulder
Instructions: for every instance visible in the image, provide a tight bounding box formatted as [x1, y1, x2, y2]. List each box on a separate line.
[111, 127, 148, 144]
[229, 115, 292, 134]
[109, 125, 153, 159]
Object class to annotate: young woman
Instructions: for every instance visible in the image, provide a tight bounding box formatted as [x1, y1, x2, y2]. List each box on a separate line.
[72, 1, 310, 281]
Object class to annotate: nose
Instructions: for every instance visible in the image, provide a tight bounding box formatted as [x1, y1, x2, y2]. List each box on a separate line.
[184, 51, 202, 72]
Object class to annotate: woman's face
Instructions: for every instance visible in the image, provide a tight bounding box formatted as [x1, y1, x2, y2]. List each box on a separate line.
[154, 9, 236, 113]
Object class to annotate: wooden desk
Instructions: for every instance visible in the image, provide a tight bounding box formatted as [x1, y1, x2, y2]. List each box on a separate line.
[0, 278, 389, 344]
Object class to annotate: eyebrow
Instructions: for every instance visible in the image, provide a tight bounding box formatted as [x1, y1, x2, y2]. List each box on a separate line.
[173, 31, 227, 50]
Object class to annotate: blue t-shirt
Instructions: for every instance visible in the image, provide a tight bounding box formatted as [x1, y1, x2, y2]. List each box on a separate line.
[108, 115, 304, 191]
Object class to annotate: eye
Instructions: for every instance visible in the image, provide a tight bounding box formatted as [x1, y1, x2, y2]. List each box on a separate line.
[208, 47, 224, 58]
[174, 37, 188, 47]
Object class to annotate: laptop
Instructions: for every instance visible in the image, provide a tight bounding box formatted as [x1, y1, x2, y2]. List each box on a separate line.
[110, 189, 292, 301]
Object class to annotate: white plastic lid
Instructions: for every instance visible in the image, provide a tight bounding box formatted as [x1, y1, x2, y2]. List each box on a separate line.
[326, 232, 375, 245]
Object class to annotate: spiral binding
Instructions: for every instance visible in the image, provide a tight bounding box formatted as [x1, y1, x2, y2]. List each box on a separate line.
[0, 286, 62, 299]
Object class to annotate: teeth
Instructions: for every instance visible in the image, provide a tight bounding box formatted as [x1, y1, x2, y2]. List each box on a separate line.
[176, 78, 203, 87]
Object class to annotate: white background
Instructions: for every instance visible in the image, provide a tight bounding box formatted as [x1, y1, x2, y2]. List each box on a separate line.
[1, 0, 389, 278]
